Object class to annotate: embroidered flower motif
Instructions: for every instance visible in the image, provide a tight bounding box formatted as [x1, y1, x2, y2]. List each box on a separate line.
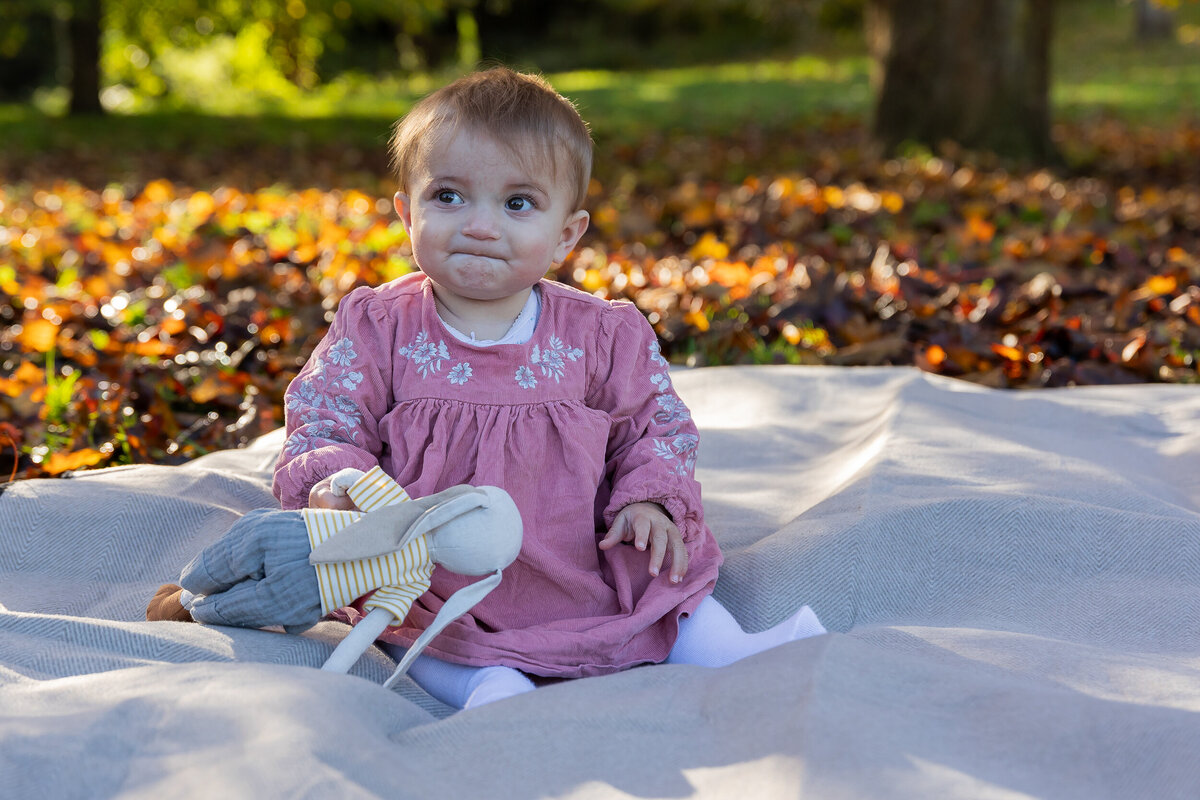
[648, 340, 668, 368]
[652, 434, 699, 476]
[282, 337, 365, 455]
[650, 373, 670, 393]
[399, 332, 451, 378]
[327, 338, 357, 367]
[653, 393, 691, 425]
[515, 365, 538, 389]
[530, 336, 584, 383]
[284, 419, 337, 456]
[448, 362, 473, 386]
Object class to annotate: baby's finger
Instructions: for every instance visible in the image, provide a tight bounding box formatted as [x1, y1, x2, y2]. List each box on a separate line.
[668, 534, 689, 583]
[633, 515, 653, 551]
[598, 512, 632, 550]
[647, 527, 668, 577]
[597, 526, 625, 550]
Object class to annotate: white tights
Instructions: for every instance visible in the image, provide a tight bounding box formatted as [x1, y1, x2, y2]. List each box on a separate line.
[384, 596, 825, 710]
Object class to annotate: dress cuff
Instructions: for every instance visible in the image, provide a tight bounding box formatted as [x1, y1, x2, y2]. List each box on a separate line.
[604, 491, 702, 544]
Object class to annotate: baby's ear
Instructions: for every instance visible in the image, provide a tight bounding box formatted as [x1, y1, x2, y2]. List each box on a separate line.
[394, 192, 413, 231]
[555, 209, 590, 263]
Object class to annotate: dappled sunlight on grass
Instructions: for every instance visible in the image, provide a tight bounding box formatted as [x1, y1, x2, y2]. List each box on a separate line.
[1054, 0, 1200, 122]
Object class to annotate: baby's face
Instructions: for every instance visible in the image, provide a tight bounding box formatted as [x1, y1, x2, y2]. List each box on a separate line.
[394, 130, 589, 308]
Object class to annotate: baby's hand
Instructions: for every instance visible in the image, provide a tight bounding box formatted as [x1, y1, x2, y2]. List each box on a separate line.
[308, 472, 361, 511]
[599, 502, 688, 584]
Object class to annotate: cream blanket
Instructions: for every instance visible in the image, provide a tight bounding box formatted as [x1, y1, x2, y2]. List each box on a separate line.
[2, 366, 1198, 799]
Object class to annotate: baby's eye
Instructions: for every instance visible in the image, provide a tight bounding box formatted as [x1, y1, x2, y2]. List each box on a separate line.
[435, 189, 463, 205]
[505, 196, 535, 212]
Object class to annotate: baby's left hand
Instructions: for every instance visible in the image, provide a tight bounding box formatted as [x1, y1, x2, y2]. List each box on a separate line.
[599, 502, 688, 583]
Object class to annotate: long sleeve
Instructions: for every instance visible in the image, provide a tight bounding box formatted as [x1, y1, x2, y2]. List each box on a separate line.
[272, 287, 396, 509]
[588, 303, 706, 542]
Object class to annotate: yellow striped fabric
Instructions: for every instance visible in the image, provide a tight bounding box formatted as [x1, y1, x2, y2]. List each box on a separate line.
[302, 467, 433, 622]
[346, 466, 411, 511]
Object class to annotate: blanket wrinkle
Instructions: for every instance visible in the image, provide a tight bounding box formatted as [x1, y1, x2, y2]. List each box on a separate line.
[0, 365, 1197, 799]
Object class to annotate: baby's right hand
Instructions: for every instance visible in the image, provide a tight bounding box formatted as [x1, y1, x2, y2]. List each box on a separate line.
[308, 474, 361, 511]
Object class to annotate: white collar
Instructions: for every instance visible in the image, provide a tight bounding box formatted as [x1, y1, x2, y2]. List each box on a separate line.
[439, 285, 541, 347]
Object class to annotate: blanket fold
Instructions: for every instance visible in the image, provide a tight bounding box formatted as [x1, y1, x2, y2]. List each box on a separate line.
[1, 366, 1197, 799]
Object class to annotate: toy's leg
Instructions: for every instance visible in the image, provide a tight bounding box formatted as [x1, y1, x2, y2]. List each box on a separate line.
[666, 595, 826, 668]
[322, 607, 393, 673]
[380, 643, 535, 709]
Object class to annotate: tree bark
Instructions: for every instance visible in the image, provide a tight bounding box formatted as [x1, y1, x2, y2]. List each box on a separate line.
[67, 0, 104, 115]
[1134, 0, 1175, 40]
[865, 0, 1054, 160]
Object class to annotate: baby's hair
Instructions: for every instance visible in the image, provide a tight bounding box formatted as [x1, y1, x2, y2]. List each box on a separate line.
[389, 67, 593, 211]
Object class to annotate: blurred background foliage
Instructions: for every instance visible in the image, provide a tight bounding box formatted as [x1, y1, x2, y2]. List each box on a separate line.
[0, 0, 851, 113]
[0, 0, 1196, 159]
[1, 0, 1199, 479]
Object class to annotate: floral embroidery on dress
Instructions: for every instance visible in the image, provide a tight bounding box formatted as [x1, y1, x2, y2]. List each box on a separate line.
[531, 336, 584, 383]
[654, 393, 691, 425]
[515, 365, 538, 389]
[327, 338, 357, 368]
[650, 373, 670, 393]
[652, 434, 699, 477]
[399, 332, 451, 378]
[448, 362, 473, 385]
[648, 340, 668, 368]
[283, 337, 366, 455]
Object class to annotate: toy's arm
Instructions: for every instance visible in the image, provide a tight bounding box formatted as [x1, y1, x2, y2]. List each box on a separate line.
[175, 467, 417, 631]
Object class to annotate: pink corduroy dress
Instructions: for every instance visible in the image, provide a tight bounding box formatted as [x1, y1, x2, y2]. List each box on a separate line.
[273, 273, 723, 678]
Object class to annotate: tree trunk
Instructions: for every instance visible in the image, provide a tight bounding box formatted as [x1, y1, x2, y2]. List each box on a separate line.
[1134, 0, 1175, 40]
[67, 0, 104, 115]
[865, 0, 1054, 160]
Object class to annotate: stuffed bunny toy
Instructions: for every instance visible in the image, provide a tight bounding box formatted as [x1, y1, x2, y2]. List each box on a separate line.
[147, 466, 523, 689]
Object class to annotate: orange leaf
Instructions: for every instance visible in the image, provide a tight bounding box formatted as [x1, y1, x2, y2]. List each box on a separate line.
[189, 374, 229, 404]
[140, 179, 174, 205]
[44, 448, 107, 475]
[17, 319, 60, 353]
[160, 317, 188, 336]
[684, 310, 710, 332]
[990, 343, 1023, 362]
[131, 339, 175, 358]
[689, 233, 730, 262]
[707, 260, 751, 288]
[0, 361, 45, 396]
[579, 269, 606, 293]
[187, 190, 216, 221]
[880, 191, 904, 214]
[966, 215, 996, 244]
[925, 344, 947, 366]
[1143, 274, 1177, 295]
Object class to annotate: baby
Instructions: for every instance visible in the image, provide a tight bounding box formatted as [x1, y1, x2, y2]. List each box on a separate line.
[166, 67, 824, 710]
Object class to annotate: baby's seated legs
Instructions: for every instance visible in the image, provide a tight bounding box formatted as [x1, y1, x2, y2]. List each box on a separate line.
[382, 643, 535, 710]
[666, 595, 826, 668]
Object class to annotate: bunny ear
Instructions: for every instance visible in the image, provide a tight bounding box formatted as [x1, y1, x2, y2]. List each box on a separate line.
[308, 485, 485, 565]
[403, 490, 489, 543]
[383, 569, 504, 689]
[309, 502, 429, 564]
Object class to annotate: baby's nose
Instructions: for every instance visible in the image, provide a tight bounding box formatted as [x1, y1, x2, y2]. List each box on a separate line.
[461, 207, 501, 239]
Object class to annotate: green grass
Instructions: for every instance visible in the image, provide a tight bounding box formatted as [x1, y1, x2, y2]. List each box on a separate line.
[1053, 0, 1200, 121]
[0, 0, 1196, 167]
[557, 56, 872, 138]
